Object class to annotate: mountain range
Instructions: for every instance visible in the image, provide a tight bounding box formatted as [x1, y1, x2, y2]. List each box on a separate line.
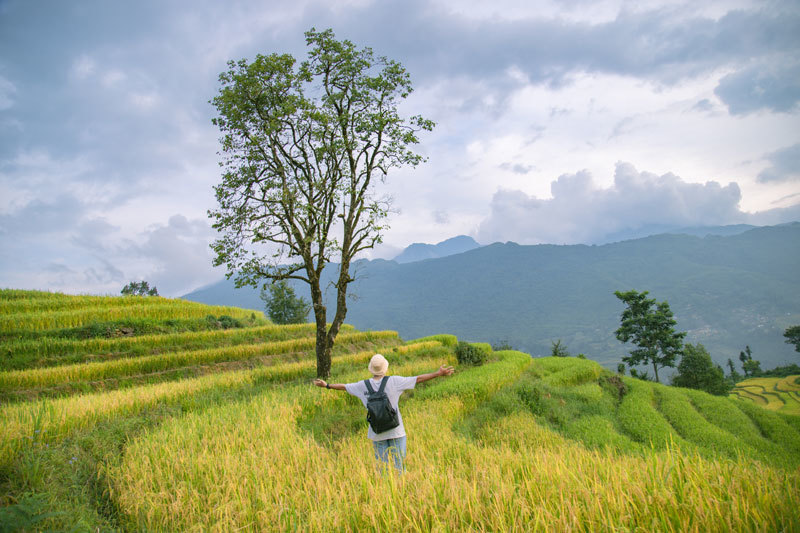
[183, 223, 800, 373]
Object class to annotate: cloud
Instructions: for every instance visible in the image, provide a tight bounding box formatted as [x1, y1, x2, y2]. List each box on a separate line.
[0, 76, 15, 110]
[70, 55, 96, 80]
[757, 143, 800, 182]
[714, 62, 800, 115]
[0, 194, 86, 235]
[134, 215, 221, 296]
[476, 162, 751, 244]
[500, 162, 534, 175]
[432, 210, 450, 224]
[328, 1, 800, 88]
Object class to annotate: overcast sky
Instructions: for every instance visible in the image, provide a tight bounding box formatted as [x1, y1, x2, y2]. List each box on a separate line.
[1, 0, 799, 296]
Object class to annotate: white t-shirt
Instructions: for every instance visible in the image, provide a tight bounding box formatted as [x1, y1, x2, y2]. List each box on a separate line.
[345, 375, 417, 441]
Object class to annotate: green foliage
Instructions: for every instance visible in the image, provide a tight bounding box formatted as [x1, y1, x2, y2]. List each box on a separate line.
[739, 345, 762, 377]
[208, 28, 434, 378]
[758, 364, 800, 377]
[550, 339, 570, 357]
[454, 341, 489, 366]
[672, 343, 731, 396]
[785, 325, 800, 353]
[614, 289, 686, 383]
[0, 493, 64, 532]
[726, 358, 742, 384]
[491, 339, 514, 351]
[205, 314, 244, 329]
[260, 281, 310, 325]
[121, 281, 158, 296]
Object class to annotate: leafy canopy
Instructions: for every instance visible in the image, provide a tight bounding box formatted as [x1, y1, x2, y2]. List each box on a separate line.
[121, 281, 158, 297]
[614, 289, 685, 383]
[672, 343, 731, 396]
[261, 280, 311, 325]
[785, 325, 800, 353]
[208, 28, 433, 377]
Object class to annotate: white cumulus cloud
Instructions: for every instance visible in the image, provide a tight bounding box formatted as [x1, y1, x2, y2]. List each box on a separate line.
[477, 162, 749, 244]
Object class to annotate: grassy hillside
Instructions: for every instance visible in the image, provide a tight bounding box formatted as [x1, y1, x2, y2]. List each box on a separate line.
[731, 375, 800, 415]
[1, 290, 798, 531]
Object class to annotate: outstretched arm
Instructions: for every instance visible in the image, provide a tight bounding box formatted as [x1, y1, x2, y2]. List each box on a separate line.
[416, 364, 455, 384]
[313, 379, 346, 391]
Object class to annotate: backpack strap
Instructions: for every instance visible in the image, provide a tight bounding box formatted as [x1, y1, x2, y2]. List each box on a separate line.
[378, 375, 390, 393]
[364, 379, 375, 394]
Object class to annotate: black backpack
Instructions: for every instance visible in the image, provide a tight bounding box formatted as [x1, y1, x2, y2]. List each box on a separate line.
[364, 376, 400, 433]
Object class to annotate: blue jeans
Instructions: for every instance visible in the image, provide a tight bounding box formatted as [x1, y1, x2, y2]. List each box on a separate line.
[373, 436, 406, 473]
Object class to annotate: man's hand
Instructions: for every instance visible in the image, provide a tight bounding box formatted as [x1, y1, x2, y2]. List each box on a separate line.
[437, 365, 455, 377]
[417, 364, 455, 384]
[313, 379, 327, 388]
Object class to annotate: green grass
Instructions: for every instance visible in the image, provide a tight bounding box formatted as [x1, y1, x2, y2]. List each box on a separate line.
[1, 290, 798, 532]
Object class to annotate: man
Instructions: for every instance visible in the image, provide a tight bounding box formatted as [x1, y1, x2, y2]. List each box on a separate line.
[313, 353, 454, 472]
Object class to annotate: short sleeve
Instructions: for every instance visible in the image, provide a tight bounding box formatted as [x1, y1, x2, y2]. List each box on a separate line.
[344, 382, 362, 397]
[393, 375, 417, 391]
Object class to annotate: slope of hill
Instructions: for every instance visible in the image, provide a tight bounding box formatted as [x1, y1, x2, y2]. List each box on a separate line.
[0, 290, 798, 531]
[393, 235, 482, 263]
[184, 223, 800, 372]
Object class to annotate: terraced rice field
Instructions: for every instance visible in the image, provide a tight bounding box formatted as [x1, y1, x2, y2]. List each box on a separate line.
[731, 375, 800, 415]
[1, 289, 798, 532]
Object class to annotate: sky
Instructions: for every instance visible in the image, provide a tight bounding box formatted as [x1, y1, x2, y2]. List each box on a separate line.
[1, 0, 799, 296]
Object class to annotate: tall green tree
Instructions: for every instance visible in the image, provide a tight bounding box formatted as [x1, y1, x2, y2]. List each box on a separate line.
[726, 358, 742, 384]
[785, 325, 800, 353]
[208, 28, 433, 378]
[739, 345, 762, 377]
[614, 289, 685, 383]
[672, 343, 731, 395]
[261, 280, 311, 324]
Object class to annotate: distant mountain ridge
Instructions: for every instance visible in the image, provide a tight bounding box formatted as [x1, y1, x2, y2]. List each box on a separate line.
[392, 235, 482, 263]
[183, 223, 800, 371]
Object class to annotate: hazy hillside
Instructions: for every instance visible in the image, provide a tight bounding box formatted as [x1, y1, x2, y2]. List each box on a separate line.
[393, 235, 482, 263]
[183, 223, 800, 372]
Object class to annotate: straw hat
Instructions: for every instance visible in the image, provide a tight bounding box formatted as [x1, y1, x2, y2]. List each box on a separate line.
[368, 353, 389, 375]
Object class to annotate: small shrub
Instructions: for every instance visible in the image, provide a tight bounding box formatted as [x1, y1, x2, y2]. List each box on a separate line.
[455, 342, 489, 366]
[551, 339, 570, 357]
[492, 339, 514, 351]
[218, 315, 243, 329]
[516, 382, 544, 415]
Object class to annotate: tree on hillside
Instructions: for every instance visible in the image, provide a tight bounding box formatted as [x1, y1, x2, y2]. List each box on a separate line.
[614, 289, 686, 383]
[671, 343, 731, 395]
[785, 325, 800, 353]
[726, 358, 742, 384]
[550, 339, 570, 357]
[261, 280, 311, 325]
[209, 28, 434, 378]
[121, 281, 158, 296]
[739, 345, 762, 377]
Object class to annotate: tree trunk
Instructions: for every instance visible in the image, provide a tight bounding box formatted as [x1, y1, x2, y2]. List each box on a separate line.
[309, 274, 331, 379]
[652, 362, 660, 383]
[319, 261, 350, 377]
